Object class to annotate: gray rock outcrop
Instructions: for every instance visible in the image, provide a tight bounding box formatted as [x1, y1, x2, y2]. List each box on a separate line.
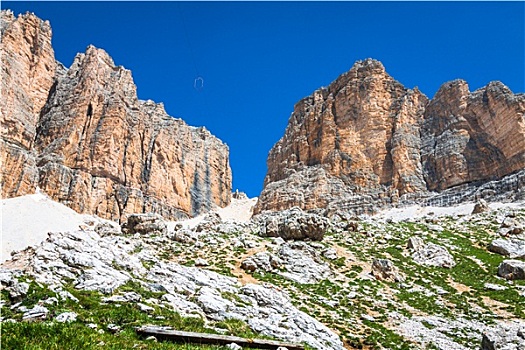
[254, 207, 329, 241]
[481, 322, 525, 350]
[408, 238, 456, 268]
[488, 239, 525, 259]
[1, 217, 344, 350]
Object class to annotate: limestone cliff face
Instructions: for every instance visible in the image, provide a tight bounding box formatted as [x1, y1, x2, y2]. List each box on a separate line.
[1, 11, 231, 220]
[1, 10, 58, 197]
[421, 80, 525, 191]
[256, 59, 525, 214]
[256, 59, 429, 213]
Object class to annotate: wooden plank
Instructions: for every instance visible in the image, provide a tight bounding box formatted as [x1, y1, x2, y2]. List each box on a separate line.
[136, 326, 305, 350]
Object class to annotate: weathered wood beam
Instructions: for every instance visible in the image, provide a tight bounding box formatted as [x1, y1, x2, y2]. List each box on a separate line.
[136, 326, 305, 350]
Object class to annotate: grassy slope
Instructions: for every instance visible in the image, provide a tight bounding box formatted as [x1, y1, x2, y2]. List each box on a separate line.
[2, 206, 524, 349]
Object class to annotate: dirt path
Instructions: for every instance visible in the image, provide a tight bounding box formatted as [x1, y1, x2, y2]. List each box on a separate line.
[231, 242, 270, 285]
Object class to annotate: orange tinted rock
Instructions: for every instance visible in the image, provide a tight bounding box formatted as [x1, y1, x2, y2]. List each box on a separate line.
[257, 60, 525, 214]
[1, 11, 231, 221]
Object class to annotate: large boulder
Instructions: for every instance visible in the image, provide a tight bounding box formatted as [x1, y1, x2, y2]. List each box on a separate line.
[255, 207, 329, 241]
[472, 199, 490, 214]
[241, 252, 281, 273]
[122, 213, 167, 235]
[488, 239, 525, 259]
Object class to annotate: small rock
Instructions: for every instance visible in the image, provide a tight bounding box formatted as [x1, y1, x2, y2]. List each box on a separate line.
[148, 283, 167, 293]
[145, 336, 157, 342]
[271, 237, 285, 246]
[22, 305, 48, 320]
[137, 303, 155, 313]
[347, 292, 357, 299]
[502, 217, 520, 228]
[498, 260, 525, 280]
[240, 259, 258, 272]
[371, 259, 404, 282]
[361, 314, 375, 322]
[194, 258, 209, 267]
[484, 283, 507, 291]
[57, 289, 79, 302]
[472, 199, 490, 214]
[226, 343, 242, 350]
[407, 237, 425, 251]
[95, 221, 121, 237]
[107, 324, 120, 333]
[123, 292, 142, 302]
[518, 327, 525, 339]
[232, 190, 248, 200]
[427, 224, 444, 232]
[243, 240, 257, 248]
[171, 229, 198, 244]
[102, 295, 126, 303]
[55, 312, 77, 323]
[322, 248, 338, 260]
[41, 297, 58, 305]
[241, 252, 280, 272]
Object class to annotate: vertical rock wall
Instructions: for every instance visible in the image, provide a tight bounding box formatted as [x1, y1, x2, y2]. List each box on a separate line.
[1, 11, 232, 221]
[256, 59, 525, 214]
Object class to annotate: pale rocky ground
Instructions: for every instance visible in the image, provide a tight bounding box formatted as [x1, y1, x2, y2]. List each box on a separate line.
[2, 192, 525, 349]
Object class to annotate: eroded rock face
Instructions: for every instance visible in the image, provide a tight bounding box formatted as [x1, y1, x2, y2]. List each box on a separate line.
[421, 80, 525, 191]
[256, 59, 428, 213]
[256, 58, 525, 214]
[0, 10, 59, 198]
[0, 11, 231, 220]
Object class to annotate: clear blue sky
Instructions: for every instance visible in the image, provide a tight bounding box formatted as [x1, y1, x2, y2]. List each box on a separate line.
[5, 2, 524, 198]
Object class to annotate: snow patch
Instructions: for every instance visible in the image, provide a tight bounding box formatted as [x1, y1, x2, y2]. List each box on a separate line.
[168, 196, 257, 230]
[1, 191, 86, 262]
[374, 201, 524, 222]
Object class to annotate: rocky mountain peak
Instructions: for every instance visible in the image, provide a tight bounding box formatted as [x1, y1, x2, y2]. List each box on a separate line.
[350, 57, 386, 73]
[256, 59, 525, 214]
[1, 10, 232, 221]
